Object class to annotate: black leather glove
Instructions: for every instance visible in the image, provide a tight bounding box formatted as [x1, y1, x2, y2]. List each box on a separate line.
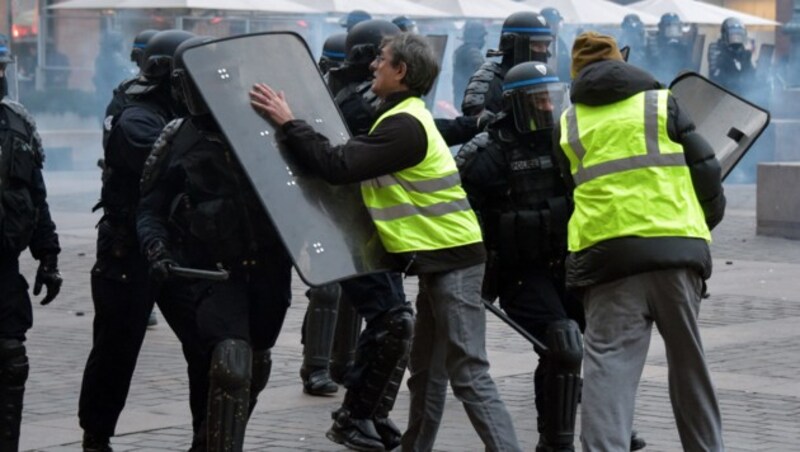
[146, 241, 178, 283]
[476, 109, 497, 131]
[34, 254, 62, 305]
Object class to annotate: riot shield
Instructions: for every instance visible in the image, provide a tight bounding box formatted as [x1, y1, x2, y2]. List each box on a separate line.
[670, 72, 770, 180]
[423, 34, 448, 110]
[182, 32, 393, 287]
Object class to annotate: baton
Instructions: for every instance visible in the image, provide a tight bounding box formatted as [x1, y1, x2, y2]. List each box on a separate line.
[169, 264, 230, 281]
[482, 298, 548, 351]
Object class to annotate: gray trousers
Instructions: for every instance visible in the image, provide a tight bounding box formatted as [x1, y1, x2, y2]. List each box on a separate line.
[581, 268, 724, 452]
[401, 263, 521, 452]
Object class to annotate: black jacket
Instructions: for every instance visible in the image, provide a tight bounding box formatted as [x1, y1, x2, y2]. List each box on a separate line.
[553, 60, 726, 288]
[280, 91, 485, 274]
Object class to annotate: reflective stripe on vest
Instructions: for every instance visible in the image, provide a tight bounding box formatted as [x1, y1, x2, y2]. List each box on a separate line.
[559, 89, 711, 252]
[360, 97, 483, 253]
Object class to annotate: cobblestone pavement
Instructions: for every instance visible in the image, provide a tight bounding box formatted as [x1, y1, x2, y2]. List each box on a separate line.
[17, 176, 800, 451]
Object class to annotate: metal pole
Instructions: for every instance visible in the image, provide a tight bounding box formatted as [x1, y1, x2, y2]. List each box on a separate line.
[482, 299, 548, 351]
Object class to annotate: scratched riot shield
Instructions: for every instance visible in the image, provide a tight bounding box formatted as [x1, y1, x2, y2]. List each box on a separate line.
[670, 72, 769, 180]
[423, 34, 447, 110]
[182, 32, 393, 286]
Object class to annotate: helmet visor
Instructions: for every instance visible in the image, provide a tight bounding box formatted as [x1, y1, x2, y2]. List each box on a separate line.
[727, 28, 747, 45]
[663, 23, 682, 39]
[507, 81, 568, 133]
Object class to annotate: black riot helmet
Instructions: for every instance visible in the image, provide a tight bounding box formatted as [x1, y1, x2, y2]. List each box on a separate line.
[344, 19, 401, 68]
[130, 29, 158, 68]
[392, 15, 418, 34]
[319, 33, 347, 75]
[499, 12, 553, 65]
[462, 20, 487, 45]
[658, 13, 683, 41]
[171, 35, 214, 117]
[540, 7, 563, 36]
[502, 62, 567, 134]
[621, 14, 645, 45]
[721, 17, 748, 48]
[622, 14, 644, 33]
[128, 29, 194, 96]
[340, 9, 372, 32]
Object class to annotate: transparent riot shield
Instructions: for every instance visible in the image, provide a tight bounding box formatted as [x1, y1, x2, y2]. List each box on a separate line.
[670, 72, 770, 180]
[5, 60, 19, 101]
[423, 34, 448, 110]
[182, 32, 393, 287]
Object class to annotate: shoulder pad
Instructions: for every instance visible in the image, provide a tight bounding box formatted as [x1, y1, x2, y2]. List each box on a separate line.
[462, 62, 502, 114]
[455, 131, 492, 170]
[140, 118, 184, 195]
[2, 99, 43, 160]
[358, 81, 380, 109]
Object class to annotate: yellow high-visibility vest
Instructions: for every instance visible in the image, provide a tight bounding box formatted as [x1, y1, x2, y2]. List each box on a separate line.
[361, 97, 482, 253]
[559, 89, 711, 252]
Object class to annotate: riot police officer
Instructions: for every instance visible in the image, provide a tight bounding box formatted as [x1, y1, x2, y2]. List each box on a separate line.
[452, 20, 487, 108]
[78, 29, 196, 452]
[708, 17, 755, 95]
[457, 62, 582, 451]
[0, 34, 62, 452]
[619, 14, 648, 68]
[647, 13, 692, 84]
[540, 7, 571, 81]
[318, 33, 347, 98]
[461, 11, 552, 116]
[137, 35, 293, 452]
[306, 19, 413, 451]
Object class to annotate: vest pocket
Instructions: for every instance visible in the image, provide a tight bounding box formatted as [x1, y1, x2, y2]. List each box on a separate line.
[0, 188, 36, 253]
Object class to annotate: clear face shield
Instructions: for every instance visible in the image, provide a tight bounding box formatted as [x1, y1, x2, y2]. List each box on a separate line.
[726, 28, 747, 47]
[507, 81, 568, 134]
[514, 35, 551, 64]
[0, 60, 18, 101]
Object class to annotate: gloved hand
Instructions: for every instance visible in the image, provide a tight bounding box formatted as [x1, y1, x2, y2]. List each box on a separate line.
[146, 240, 178, 283]
[476, 109, 497, 131]
[34, 254, 62, 305]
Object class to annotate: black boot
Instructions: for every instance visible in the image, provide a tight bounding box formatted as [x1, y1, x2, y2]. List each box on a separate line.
[326, 407, 385, 451]
[82, 432, 113, 452]
[631, 429, 647, 451]
[373, 416, 401, 450]
[300, 365, 338, 395]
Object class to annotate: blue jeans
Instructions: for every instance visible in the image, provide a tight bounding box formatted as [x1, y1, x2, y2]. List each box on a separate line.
[402, 263, 520, 452]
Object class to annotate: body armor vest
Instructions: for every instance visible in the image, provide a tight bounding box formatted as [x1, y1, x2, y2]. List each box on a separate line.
[334, 79, 380, 136]
[0, 100, 43, 253]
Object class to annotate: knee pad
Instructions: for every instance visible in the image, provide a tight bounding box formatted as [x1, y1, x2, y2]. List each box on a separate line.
[209, 339, 252, 390]
[0, 339, 28, 388]
[545, 319, 583, 371]
[382, 306, 414, 344]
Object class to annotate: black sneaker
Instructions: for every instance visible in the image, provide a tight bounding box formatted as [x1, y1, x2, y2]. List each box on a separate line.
[326, 408, 385, 451]
[631, 429, 647, 451]
[83, 432, 113, 452]
[300, 367, 339, 396]
[373, 416, 401, 450]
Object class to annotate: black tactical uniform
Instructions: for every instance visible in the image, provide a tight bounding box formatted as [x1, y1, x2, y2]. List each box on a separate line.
[137, 36, 292, 451]
[457, 63, 582, 452]
[0, 34, 61, 451]
[461, 11, 552, 116]
[708, 17, 755, 95]
[78, 30, 197, 452]
[452, 21, 487, 109]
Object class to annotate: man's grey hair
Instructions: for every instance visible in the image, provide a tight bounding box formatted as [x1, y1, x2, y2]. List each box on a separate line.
[381, 33, 440, 96]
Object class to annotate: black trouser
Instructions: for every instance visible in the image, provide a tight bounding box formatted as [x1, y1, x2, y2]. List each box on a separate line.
[337, 272, 407, 395]
[498, 265, 577, 415]
[78, 269, 154, 438]
[0, 258, 33, 341]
